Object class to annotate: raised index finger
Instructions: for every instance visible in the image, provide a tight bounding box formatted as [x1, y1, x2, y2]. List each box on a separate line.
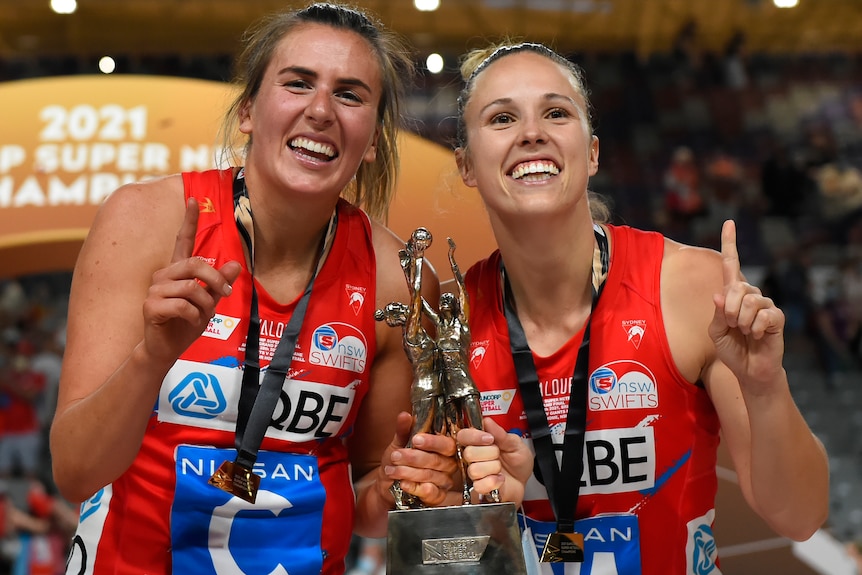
[720, 219, 742, 285]
[172, 198, 200, 264]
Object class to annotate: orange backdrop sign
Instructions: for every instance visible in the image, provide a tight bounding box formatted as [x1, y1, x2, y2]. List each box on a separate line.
[0, 75, 494, 279]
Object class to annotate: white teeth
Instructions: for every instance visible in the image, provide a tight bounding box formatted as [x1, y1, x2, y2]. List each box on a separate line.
[511, 161, 559, 180]
[290, 137, 335, 158]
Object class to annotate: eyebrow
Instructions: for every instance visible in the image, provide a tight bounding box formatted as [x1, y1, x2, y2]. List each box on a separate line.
[277, 65, 373, 93]
[479, 92, 578, 116]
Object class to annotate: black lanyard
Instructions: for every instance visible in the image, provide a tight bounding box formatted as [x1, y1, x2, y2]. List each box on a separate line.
[502, 225, 609, 534]
[230, 169, 332, 470]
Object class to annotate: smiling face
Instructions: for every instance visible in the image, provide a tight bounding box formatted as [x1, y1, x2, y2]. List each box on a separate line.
[456, 50, 599, 218]
[239, 23, 382, 202]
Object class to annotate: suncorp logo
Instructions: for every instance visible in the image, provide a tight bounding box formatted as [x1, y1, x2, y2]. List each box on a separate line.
[479, 389, 516, 415]
[203, 313, 241, 341]
[168, 372, 227, 418]
[309, 322, 367, 373]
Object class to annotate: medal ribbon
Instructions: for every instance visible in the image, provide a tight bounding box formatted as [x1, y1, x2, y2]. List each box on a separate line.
[502, 225, 609, 535]
[230, 169, 336, 471]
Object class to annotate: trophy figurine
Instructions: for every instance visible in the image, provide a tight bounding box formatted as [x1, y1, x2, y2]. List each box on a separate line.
[375, 228, 526, 574]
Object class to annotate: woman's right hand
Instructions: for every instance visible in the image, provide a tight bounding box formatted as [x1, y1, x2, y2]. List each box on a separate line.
[380, 411, 459, 507]
[141, 198, 242, 366]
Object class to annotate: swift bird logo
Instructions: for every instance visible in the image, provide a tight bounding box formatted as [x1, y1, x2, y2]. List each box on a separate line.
[470, 345, 486, 369]
[345, 285, 366, 315]
[199, 197, 216, 213]
[622, 320, 647, 349]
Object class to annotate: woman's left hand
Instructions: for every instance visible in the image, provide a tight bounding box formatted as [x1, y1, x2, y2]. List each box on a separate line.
[457, 417, 532, 506]
[708, 220, 786, 392]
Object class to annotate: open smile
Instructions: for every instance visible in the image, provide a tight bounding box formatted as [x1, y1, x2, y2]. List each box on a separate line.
[509, 160, 560, 181]
[289, 137, 337, 162]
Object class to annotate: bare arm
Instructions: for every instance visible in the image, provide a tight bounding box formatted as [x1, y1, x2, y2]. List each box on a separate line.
[665, 221, 828, 541]
[7, 504, 50, 535]
[50, 177, 241, 502]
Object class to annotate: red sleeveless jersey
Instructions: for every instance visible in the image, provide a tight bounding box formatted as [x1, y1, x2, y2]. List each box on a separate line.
[464, 225, 722, 575]
[66, 169, 378, 575]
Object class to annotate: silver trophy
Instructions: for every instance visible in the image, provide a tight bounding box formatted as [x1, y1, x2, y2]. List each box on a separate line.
[375, 228, 526, 574]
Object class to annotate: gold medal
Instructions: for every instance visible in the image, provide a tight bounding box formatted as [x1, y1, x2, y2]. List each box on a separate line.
[540, 531, 585, 563]
[209, 460, 260, 503]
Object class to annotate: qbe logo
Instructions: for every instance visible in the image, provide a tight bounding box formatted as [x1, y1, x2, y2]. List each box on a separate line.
[309, 323, 368, 374]
[168, 372, 227, 419]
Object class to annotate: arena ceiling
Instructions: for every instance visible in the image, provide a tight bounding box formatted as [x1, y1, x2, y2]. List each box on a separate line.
[0, 0, 861, 63]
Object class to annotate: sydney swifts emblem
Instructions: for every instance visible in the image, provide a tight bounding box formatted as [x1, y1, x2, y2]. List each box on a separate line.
[470, 341, 489, 369]
[622, 320, 646, 349]
[199, 197, 216, 213]
[345, 284, 367, 315]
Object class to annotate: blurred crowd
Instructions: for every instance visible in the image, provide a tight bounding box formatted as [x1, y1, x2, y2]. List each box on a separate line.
[0, 275, 75, 574]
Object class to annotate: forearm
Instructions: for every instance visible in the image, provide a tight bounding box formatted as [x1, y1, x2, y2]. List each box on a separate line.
[353, 466, 397, 538]
[51, 342, 174, 502]
[742, 370, 829, 540]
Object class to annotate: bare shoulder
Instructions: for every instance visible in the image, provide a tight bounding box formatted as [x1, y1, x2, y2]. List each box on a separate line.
[93, 174, 185, 240]
[369, 218, 407, 261]
[79, 174, 187, 279]
[660, 236, 724, 381]
[661, 237, 724, 294]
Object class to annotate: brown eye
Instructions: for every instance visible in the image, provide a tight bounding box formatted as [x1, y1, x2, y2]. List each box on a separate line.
[336, 90, 363, 104]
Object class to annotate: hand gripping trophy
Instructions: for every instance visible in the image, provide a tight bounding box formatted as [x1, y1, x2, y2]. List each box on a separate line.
[376, 228, 524, 574]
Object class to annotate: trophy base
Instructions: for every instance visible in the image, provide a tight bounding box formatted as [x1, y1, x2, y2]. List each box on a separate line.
[386, 502, 526, 574]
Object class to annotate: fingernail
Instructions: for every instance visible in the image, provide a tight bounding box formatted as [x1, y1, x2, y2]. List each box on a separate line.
[223, 284, 232, 296]
[482, 433, 494, 444]
[384, 466, 395, 475]
[391, 451, 402, 462]
[412, 435, 425, 447]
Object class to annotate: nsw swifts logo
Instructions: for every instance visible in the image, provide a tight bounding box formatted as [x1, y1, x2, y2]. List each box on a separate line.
[345, 284, 367, 315]
[589, 360, 658, 411]
[622, 319, 646, 349]
[310, 322, 368, 373]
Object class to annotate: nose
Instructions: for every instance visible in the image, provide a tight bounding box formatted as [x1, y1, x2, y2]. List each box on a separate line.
[306, 90, 334, 127]
[519, 114, 547, 146]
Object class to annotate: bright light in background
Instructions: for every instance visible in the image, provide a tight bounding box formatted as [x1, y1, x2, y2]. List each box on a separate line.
[425, 53, 444, 74]
[773, 0, 799, 7]
[50, 0, 77, 14]
[414, 0, 441, 12]
[99, 56, 116, 74]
